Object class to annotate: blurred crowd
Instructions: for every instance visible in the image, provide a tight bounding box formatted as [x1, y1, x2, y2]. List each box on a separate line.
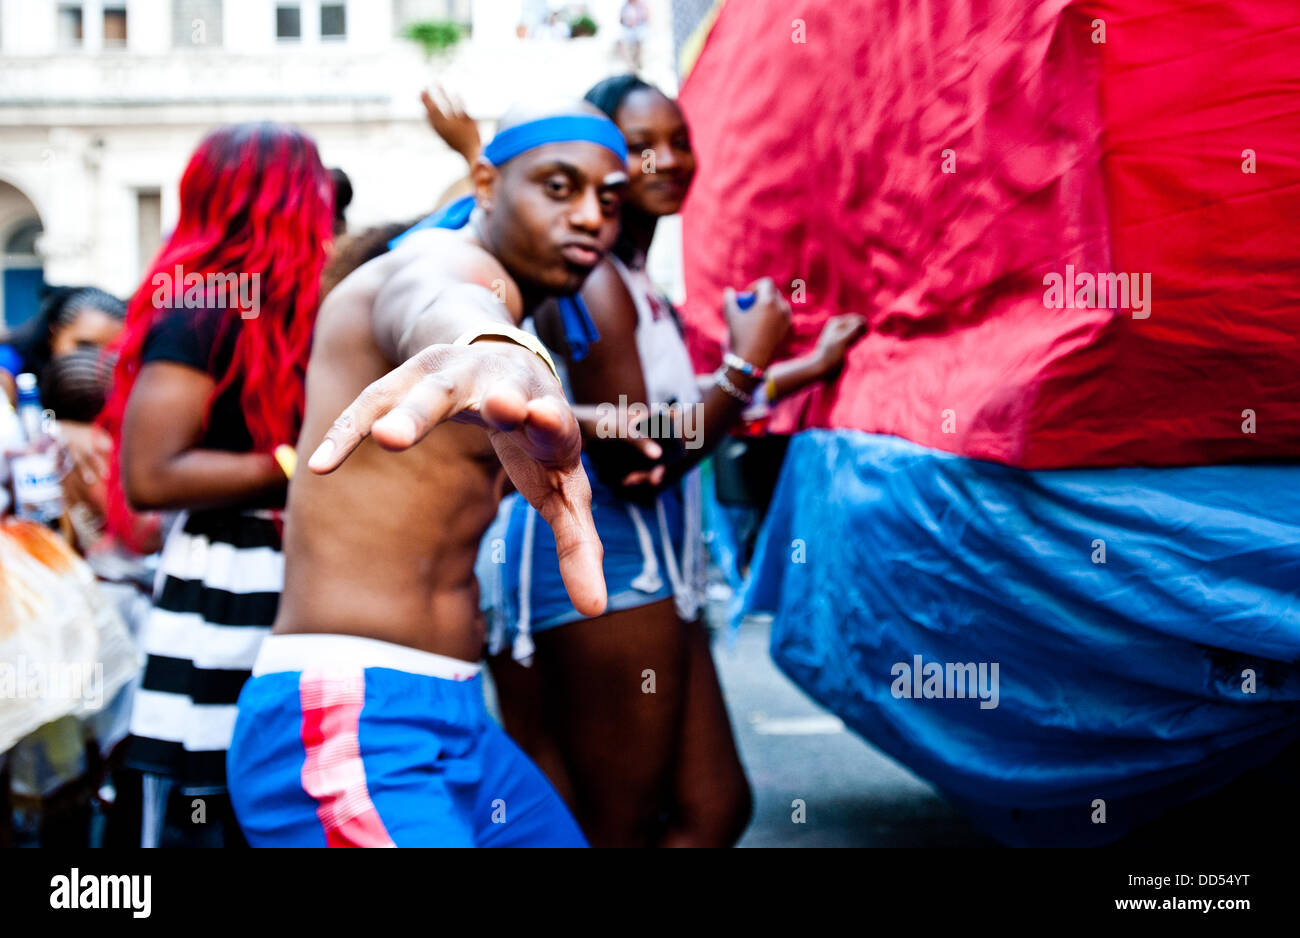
[0, 54, 864, 848]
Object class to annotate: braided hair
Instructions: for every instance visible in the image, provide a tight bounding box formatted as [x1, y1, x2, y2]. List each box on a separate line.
[2, 286, 125, 381]
[41, 347, 117, 424]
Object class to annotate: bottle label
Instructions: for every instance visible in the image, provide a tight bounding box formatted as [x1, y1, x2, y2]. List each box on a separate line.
[11, 452, 63, 522]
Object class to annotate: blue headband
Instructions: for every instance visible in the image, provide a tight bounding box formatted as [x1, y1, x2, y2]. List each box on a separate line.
[387, 114, 625, 361]
[392, 112, 628, 248]
[482, 114, 628, 167]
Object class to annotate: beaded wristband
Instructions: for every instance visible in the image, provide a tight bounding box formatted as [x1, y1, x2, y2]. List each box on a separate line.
[714, 369, 754, 406]
[723, 351, 765, 381]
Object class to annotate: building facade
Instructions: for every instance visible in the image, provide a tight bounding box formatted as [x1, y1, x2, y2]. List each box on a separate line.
[0, 0, 680, 328]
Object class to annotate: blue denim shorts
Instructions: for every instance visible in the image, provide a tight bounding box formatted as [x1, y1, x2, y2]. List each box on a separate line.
[476, 466, 688, 655]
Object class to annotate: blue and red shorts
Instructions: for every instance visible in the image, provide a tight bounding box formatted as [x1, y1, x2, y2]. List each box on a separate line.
[226, 633, 587, 847]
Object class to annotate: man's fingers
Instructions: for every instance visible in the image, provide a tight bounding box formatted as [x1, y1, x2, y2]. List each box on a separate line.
[307, 373, 405, 473]
[479, 382, 531, 433]
[372, 372, 463, 450]
[308, 402, 372, 474]
[537, 424, 608, 617]
[482, 387, 579, 465]
[490, 427, 606, 617]
[557, 529, 607, 618]
[542, 471, 607, 618]
[521, 396, 572, 449]
[309, 347, 472, 473]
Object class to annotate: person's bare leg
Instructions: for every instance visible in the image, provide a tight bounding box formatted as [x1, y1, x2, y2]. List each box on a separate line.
[487, 651, 576, 808]
[659, 619, 752, 847]
[531, 598, 688, 847]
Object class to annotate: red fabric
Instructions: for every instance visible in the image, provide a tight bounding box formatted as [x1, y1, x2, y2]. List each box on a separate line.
[299, 671, 395, 849]
[678, 1, 1300, 468]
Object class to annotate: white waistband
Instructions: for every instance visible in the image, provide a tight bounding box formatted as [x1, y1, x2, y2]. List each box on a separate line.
[253, 634, 482, 681]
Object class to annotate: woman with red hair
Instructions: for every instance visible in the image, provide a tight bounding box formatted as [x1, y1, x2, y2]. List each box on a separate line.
[99, 122, 333, 847]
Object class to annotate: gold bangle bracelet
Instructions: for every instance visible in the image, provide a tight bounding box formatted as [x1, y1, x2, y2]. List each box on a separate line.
[453, 324, 560, 384]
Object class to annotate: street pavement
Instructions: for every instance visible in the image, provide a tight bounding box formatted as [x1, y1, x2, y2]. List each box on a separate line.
[712, 614, 998, 847]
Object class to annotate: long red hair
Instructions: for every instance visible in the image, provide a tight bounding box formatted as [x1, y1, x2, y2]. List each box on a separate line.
[100, 122, 333, 539]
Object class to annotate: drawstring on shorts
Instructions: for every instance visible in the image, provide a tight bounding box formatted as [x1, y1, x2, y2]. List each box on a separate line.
[509, 470, 706, 664]
[513, 506, 538, 665]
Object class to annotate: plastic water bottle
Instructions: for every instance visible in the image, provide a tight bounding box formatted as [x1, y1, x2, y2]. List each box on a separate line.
[0, 395, 21, 515]
[7, 373, 64, 525]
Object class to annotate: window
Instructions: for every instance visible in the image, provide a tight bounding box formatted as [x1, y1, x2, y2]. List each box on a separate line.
[321, 3, 347, 40]
[57, 5, 84, 49]
[103, 6, 128, 48]
[4, 220, 43, 258]
[173, 0, 223, 48]
[2, 219, 46, 334]
[136, 191, 163, 279]
[275, 4, 302, 41]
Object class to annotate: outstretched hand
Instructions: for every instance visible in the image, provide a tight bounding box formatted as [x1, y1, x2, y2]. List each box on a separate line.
[308, 341, 606, 617]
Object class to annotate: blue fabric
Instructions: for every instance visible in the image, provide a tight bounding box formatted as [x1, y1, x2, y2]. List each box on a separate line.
[743, 430, 1300, 846]
[227, 672, 327, 847]
[478, 456, 684, 638]
[0, 344, 23, 377]
[482, 114, 627, 167]
[227, 667, 587, 847]
[389, 197, 476, 248]
[555, 295, 601, 361]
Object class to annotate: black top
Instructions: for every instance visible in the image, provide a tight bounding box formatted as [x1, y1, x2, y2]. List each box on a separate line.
[141, 305, 254, 454]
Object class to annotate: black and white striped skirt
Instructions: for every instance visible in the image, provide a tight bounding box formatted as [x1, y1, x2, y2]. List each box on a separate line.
[122, 509, 282, 795]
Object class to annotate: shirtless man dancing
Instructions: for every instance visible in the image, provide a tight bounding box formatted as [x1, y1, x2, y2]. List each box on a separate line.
[225, 103, 630, 847]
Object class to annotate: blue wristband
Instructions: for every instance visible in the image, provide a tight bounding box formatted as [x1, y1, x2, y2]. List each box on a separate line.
[723, 351, 765, 380]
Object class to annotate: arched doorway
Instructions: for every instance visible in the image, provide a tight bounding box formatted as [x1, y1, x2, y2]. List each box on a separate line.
[0, 181, 47, 333]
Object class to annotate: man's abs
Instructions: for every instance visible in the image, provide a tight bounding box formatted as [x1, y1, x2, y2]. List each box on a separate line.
[273, 255, 507, 662]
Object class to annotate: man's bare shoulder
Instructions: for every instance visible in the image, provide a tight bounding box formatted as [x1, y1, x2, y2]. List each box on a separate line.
[371, 228, 526, 329]
[308, 272, 376, 367]
[316, 230, 502, 330]
[385, 228, 514, 293]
